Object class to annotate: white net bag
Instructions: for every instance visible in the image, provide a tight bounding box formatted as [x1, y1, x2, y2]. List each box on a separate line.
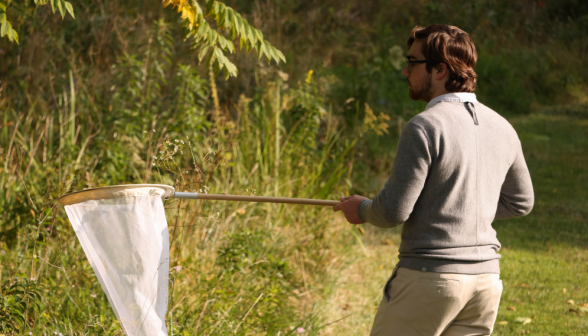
[61, 185, 174, 336]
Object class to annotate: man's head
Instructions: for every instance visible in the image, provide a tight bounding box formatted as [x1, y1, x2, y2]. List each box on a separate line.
[402, 24, 478, 102]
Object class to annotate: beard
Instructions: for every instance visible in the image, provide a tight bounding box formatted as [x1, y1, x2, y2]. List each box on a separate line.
[407, 73, 433, 102]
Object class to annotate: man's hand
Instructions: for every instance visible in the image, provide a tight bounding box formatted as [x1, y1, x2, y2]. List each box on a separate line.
[333, 195, 368, 224]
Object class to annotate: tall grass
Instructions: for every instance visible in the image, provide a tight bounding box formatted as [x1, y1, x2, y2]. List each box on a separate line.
[0, 17, 370, 334]
[2, 0, 587, 334]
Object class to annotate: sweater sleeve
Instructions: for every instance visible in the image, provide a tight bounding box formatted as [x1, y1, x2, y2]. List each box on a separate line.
[358, 122, 432, 227]
[494, 139, 534, 219]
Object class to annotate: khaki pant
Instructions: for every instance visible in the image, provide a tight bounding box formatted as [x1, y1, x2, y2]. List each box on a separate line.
[370, 267, 503, 336]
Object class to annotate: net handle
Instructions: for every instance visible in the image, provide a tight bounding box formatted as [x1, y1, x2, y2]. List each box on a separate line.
[173, 192, 339, 206]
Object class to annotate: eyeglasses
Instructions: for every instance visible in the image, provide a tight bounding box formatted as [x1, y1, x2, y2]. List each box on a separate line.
[405, 58, 439, 73]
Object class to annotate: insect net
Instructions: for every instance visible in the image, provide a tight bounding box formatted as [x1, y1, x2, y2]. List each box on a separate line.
[62, 185, 172, 336]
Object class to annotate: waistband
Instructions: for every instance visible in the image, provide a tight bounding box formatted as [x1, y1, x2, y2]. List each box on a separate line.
[397, 257, 500, 274]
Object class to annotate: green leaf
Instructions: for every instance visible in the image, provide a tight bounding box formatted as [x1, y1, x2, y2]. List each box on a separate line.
[254, 28, 264, 42]
[0, 13, 6, 23]
[261, 40, 271, 62]
[206, 47, 217, 68]
[198, 45, 210, 63]
[217, 36, 234, 53]
[276, 49, 286, 63]
[272, 46, 282, 63]
[205, 0, 214, 15]
[229, 13, 239, 39]
[208, 27, 216, 44]
[57, 0, 65, 18]
[195, 20, 208, 39]
[250, 26, 258, 46]
[227, 9, 235, 30]
[264, 40, 275, 62]
[214, 47, 237, 79]
[50, 0, 56, 14]
[217, 35, 226, 49]
[239, 36, 245, 51]
[192, 1, 203, 15]
[213, 2, 222, 22]
[239, 16, 247, 37]
[226, 38, 235, 53]
[223, 7, 230, 29]
[1, 19, 9, 37]
[0, 2, 6, 11]
[229, 24, 237, 40]
[8, 27, 18, 43]
[256, 40, 263, 60]
[64, 1, 74, 19]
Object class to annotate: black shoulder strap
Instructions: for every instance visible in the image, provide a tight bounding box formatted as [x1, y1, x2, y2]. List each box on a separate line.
[464, 102, 479, 125]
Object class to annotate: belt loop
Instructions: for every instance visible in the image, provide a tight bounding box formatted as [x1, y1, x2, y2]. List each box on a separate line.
[464, 102, 479, 125]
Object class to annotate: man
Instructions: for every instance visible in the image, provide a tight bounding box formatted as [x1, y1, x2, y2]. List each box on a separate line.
[333, 24, 534, 335]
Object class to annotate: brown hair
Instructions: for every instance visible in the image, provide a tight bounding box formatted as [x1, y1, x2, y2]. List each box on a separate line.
[408, 24, 478, 93]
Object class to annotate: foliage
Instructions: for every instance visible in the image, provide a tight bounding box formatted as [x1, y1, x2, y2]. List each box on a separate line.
[362, 103, 390, 136]
[0, 278, 42, 333]
[34, 0, 75, 19]
[0, 3, 19, 44]
[0, 15, 356, 332]
[0, 0, 74, 44]
[0, 0, 587, 334]
[163, 0, 285, 79]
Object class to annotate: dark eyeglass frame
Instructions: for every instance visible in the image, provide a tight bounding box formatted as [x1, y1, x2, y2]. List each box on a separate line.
[405, 58, 440, 73]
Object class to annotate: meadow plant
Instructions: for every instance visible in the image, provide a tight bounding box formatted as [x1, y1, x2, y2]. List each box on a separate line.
[0, 17, 364, 333]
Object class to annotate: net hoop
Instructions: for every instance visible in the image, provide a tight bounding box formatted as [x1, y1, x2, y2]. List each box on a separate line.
[58, 184, 175, 205]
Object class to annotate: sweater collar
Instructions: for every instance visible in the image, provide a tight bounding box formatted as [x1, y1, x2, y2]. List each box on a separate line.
[425, 92, 478, 110]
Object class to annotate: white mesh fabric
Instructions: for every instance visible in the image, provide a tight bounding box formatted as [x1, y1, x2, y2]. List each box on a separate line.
[64, 187, 169, 336]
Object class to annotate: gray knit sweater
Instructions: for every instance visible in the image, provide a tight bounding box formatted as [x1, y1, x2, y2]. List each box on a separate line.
[358, 100, 534, 274]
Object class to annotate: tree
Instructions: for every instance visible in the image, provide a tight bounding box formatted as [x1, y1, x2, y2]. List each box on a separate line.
[0, 0, 74, 44]
[163, 0, 285, 79]
[2, 0, 285, 79]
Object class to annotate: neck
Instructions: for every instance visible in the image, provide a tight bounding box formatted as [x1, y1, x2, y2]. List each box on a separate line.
[427, 87, 451, 103]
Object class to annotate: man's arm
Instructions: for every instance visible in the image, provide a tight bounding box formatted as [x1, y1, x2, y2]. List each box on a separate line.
[357, 122, 432, 228]
[495, 140, 534, 219]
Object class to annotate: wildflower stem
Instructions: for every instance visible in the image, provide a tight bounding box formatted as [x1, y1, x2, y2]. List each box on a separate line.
[234, 293, 263, 334]
[275, 78, 281, 197]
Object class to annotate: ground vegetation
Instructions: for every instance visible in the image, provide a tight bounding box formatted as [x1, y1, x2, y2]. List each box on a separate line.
[0, 0, 587, 334]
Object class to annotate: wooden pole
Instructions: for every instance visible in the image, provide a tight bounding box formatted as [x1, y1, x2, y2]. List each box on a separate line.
[173, 192, 339, 206]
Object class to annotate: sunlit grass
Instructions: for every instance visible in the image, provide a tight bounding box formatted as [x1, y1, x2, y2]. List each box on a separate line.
[318, 112, 588, 335]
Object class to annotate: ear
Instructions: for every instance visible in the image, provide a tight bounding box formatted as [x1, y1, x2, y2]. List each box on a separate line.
[435, 63, 448, 80]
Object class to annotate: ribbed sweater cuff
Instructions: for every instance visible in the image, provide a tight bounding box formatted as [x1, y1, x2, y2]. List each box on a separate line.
[357, 199, 371, 223]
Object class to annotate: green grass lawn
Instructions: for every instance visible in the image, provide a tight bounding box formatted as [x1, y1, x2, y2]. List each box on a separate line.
[492, 113, 588, 335]
[321, 112, 588, 335]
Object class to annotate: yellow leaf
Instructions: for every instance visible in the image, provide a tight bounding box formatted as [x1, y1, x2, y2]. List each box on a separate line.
[180, 5, 199, 30]
[162, 0, 188, 8]
[514, 317, 532, 325]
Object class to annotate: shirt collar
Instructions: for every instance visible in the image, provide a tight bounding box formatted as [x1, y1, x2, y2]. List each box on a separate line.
[425, 92, 478, 110]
